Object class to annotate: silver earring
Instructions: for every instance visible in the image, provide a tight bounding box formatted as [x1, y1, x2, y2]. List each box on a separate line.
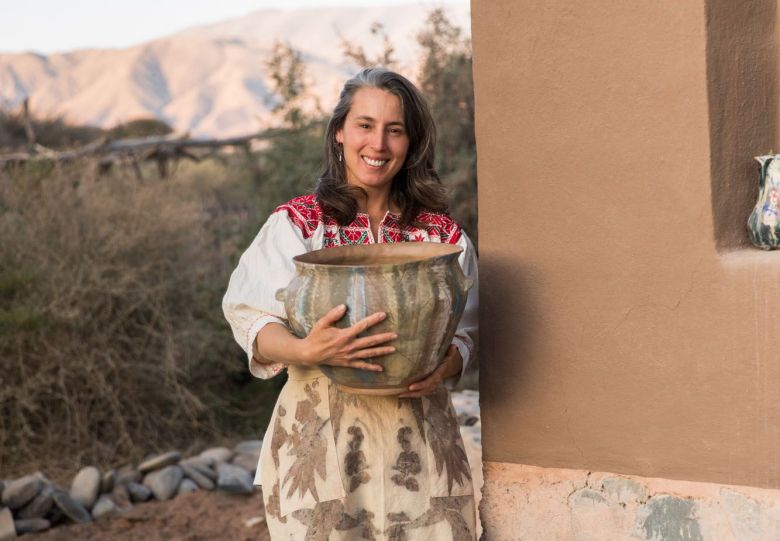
[337, 143, 343, 163]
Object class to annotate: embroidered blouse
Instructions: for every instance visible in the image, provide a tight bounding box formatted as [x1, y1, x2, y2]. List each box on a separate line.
[222, 195, 479, 386]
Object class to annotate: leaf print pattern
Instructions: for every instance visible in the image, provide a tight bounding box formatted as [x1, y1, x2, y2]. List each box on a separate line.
[329, 383, 361, 441]
[386, 512, 412, 541]
[410, 398, 427, 445]
[339, 509, 380, 541]
[264, 483, 287, 524]
[282, 381, 328, 500]
[425, 389, 472, 493]
[293, 500, 380, 541]
[263, 379, 475, 539]
[270, 405, 288, 469]
[292, 500, 345, 541]
[344, 424, 370, 492]
[391, 426, 422, 492]
[385, 496, 473, 541]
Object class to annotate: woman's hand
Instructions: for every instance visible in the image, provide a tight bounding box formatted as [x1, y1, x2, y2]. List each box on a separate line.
[398, 344, 462, 398]
[297, 304, 397, 371]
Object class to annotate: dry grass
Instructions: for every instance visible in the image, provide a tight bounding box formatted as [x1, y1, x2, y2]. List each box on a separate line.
[0, 158, 281, 481]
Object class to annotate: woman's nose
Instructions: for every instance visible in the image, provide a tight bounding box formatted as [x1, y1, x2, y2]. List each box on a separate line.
[369, 129, 386, 150]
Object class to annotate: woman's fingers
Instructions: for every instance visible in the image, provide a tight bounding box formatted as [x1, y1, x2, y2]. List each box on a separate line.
[323, 344, 395, 370]
[398, 363, 447, 398]
[314, 304, 348, 329]
[344, 359, 384, 372]
[346, 311, 387, 337]
[307, 306, 395, 368]
[346, 332, 398, 351]
[346, 345, 395, 360]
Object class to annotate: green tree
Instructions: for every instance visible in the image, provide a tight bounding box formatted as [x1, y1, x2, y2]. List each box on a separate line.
[266, 41, 321, 129]
[417, 9, 477, 245]
[340, 22, 397, 69]
[251, 42, 327, 222]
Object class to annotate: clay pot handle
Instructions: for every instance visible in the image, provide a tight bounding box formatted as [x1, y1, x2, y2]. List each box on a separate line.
[460, 275, 474, 294]
[275, 288, 286, 302]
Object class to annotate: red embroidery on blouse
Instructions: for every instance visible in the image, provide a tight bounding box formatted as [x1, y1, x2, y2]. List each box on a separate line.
[274, 195, 323, 239]
[415, 212, 462, 244]
[275, 195, 462, 246]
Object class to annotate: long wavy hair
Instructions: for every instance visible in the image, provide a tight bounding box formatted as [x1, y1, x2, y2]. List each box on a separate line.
[315, 68, 448, 227]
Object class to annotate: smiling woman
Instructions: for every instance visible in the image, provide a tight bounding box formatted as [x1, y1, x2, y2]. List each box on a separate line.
[222, 67, 479, 540]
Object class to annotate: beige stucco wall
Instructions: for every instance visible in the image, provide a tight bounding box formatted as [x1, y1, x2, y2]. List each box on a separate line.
[472, 0, 780, 492]
[480, 462, 780, 541]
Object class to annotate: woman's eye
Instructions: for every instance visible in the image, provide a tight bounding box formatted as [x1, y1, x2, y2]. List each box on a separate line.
[359, 124, 370, 129]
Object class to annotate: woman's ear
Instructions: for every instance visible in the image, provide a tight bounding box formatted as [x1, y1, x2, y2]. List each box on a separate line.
[335, 129, 343, 144]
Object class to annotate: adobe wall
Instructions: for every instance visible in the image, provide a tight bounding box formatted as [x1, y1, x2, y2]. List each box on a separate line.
[472, 0, 780, 537]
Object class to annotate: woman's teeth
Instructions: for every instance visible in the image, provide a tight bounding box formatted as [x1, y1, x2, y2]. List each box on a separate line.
[363, 157, 388, 167]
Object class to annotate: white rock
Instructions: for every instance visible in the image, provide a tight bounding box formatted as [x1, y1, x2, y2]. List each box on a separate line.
[115, 466, 141, 485]
[2, 475, 43, 510]
[181, 458, 217, 481]
[52, 490, 91, 523]
[216, 463, 253, 495]
[126, 483, 151, 503]
[16, 485, 54, 519]
[177, 479, 199, 495]
[70, 467, 101, 510]
[100, 469, 116, 494]
[234, 440, 263, 457]
[0, 508, 14, 541]
[143, 466, 183, 501]
[13, 517, 49, 534]
[231, 453, 259, 474]
[91, 495, 119, 521]
[179, 463, 215, 490]
[199, 447, 234, 465]
[138, 451, 181, 473]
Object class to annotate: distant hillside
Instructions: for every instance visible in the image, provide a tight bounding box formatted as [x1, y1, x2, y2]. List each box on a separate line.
[0, 3, 470, 137]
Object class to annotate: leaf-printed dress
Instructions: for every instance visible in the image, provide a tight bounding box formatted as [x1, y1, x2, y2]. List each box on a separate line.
[223, 195, 479, 540]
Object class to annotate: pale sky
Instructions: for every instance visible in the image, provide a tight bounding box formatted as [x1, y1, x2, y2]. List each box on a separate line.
[0, 0, 464, 54]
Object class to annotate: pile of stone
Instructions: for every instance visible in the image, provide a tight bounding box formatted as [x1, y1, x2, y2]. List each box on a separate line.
[0, 440, 261, 539]
[451, 389, 481, 448]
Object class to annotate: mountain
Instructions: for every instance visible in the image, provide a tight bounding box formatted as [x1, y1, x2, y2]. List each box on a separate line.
[0, 3, 470, 137]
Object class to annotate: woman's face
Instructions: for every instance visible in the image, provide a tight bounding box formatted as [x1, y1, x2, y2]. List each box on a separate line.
[336, 87, 410, 195]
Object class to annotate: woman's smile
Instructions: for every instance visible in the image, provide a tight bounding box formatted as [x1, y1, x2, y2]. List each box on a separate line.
[362, 156, 389, 167]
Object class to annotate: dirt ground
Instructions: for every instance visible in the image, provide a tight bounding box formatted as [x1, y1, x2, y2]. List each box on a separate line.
[29, 490, 271, 541]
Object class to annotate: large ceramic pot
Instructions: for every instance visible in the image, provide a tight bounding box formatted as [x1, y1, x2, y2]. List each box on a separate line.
[275, 242, 473, 395]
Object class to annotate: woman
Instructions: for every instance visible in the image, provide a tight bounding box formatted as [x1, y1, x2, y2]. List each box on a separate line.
[223, 68, 478, 540]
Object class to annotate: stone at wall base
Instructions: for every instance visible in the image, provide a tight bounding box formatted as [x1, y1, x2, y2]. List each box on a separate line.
[480, 462, 780, 541]
[0, 508, 15, 540]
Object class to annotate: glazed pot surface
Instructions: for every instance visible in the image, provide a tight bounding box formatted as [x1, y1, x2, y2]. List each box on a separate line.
[277, 243, 472, 394]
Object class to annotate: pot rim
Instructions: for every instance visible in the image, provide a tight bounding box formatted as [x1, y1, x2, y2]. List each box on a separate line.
[292, 242, 463, 269]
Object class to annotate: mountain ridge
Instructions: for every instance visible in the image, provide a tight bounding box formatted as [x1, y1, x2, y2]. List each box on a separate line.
[0, 3, 470, 137]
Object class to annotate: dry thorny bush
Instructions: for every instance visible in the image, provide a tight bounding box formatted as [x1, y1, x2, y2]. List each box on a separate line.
[0, 160, 272, 481]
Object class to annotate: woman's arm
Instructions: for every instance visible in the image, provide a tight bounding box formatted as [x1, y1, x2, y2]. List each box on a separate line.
[223, 212, 303, 378]
[254, 304, 396, 371]
[225, 210, 399, 377]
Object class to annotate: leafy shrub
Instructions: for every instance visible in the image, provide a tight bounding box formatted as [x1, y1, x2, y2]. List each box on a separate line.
[109, 118, 173, 139]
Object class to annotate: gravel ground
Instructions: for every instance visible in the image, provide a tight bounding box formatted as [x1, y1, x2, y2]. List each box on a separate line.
[28, 490, 270, 541]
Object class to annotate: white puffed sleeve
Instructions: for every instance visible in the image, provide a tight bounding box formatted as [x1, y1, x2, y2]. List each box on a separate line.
[447, 231, 479, 389]
[222, 211, 313, 379]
